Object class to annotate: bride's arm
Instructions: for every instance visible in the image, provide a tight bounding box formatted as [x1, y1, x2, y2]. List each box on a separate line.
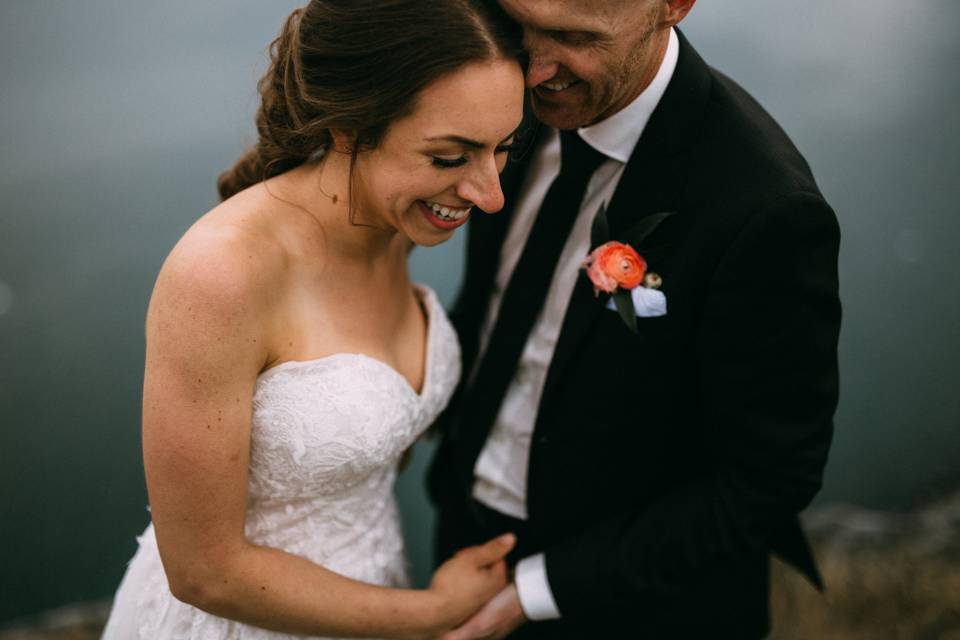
[141, 231, 510, 639]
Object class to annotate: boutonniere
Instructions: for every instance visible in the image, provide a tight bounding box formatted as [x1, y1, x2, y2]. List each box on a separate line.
[581, 203, 675, 334]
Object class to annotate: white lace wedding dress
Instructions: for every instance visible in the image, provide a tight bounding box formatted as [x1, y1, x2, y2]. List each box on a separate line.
[102, 285, 459, 640]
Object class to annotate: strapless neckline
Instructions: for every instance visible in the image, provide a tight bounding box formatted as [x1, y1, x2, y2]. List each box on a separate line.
[257, 284, 438, 400]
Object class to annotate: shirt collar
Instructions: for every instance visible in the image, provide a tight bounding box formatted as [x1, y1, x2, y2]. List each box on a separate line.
[577, 28, 679, 163]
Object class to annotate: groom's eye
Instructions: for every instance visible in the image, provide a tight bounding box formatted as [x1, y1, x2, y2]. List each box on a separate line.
[550, 30, 596, 46]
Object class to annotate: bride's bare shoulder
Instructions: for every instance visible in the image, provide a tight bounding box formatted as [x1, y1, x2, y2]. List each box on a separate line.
[149, 189, 291, 326]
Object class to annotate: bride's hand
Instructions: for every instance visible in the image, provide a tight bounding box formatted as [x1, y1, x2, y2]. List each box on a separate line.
[423, 533, 515, 635]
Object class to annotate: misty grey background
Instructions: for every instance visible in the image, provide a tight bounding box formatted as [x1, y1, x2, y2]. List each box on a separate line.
[1, 0, 958, 624]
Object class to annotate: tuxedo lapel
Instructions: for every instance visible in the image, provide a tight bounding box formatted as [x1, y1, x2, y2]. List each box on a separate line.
[535, 31, 712, 433]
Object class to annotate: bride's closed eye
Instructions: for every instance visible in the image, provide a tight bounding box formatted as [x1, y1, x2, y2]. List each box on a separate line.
[431, 140, 518, 169]
[431, 155, 469, 169]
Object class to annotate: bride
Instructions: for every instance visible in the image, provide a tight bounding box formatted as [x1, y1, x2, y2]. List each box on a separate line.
[101, 1, 525, 638]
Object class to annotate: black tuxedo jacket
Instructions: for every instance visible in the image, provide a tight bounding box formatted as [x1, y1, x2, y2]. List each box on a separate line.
[429, 31, 840, 639]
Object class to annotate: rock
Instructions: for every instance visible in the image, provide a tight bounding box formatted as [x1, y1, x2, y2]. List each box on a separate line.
[771, 492, 960, 639]
[0, 601, 110, 640]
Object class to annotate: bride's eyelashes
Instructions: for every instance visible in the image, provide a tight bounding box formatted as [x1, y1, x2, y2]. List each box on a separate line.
[432, 155, 469, 169]
[430, 141, 518, 169]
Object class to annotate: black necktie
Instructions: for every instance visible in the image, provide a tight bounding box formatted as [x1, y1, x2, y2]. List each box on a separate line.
[455, 131, 606, 465]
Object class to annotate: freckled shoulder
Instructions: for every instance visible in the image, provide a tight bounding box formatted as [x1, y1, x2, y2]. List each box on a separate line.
[146, 206, 290, 373]
[159, 224, 279, 310]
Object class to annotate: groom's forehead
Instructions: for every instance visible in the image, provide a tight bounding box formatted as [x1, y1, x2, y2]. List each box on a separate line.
[500, 0, 643, 32]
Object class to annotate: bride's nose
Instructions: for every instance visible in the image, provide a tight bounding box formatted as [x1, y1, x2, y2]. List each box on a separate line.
[457, 157, 505, 214]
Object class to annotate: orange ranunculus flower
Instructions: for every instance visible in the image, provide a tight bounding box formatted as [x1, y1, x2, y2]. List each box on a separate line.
[582, 241, 646, 295]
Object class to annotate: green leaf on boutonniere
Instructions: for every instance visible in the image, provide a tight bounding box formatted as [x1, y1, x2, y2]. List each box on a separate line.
[590, 203, 611, 248]
[621, 210, 678, 247]
[612, 288, 637, 334]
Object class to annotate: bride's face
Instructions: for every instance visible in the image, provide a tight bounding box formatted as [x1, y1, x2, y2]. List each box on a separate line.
[352, 58, 525, 247]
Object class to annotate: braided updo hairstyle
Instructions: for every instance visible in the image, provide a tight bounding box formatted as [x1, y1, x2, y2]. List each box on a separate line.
[217, 0, 524, 200]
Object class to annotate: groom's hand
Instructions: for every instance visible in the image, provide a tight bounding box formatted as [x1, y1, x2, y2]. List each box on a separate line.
[440, 583, 527, 640]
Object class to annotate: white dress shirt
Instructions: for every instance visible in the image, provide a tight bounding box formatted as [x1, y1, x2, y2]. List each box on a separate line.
[470, 29, 679, 620]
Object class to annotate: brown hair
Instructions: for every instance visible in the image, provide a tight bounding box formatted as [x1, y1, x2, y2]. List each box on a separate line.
[217, 0, 524, 200]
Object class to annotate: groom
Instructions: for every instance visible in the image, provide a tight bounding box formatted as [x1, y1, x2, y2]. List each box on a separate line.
[429, 1, 841, 638]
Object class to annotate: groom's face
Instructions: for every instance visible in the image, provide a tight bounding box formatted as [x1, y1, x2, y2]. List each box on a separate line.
[499, 0, 670, 130]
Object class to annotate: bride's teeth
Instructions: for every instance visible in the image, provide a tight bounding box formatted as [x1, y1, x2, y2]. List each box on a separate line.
[424, 200, 471, 221]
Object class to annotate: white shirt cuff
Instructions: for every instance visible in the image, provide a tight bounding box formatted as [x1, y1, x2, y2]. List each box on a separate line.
[514, 554, 561, 620]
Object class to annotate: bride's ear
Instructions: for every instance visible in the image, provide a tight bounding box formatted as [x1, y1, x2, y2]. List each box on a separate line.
[329, 129, 359, 155]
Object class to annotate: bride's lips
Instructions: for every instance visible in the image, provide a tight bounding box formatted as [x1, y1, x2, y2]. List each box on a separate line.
[418, 200, 471, 231]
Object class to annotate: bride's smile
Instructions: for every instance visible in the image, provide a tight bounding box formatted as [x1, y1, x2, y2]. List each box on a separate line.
[419, 199, 473, 229]
[348, 58, 525, 247]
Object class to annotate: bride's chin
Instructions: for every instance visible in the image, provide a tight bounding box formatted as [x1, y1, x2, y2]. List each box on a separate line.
[409, 229, 454, 248]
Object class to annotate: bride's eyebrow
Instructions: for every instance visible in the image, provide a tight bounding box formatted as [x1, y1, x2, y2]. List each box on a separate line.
[424, 129, 520, 149]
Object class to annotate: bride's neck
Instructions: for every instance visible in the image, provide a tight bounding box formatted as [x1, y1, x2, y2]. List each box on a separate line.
[273, 158, 409, 271]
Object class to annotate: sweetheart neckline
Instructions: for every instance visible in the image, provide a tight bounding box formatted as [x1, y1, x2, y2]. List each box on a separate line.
[256, 351, 432, 401]
[255, 285, 438, 400]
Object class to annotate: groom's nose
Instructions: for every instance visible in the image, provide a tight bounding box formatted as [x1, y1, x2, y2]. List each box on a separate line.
[523, 31, 561, 88]
[526, 56, 561, 89]
[525, 53, 560, 89]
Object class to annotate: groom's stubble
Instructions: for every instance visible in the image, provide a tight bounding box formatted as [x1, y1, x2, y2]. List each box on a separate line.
[500, 0, 676, 130]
